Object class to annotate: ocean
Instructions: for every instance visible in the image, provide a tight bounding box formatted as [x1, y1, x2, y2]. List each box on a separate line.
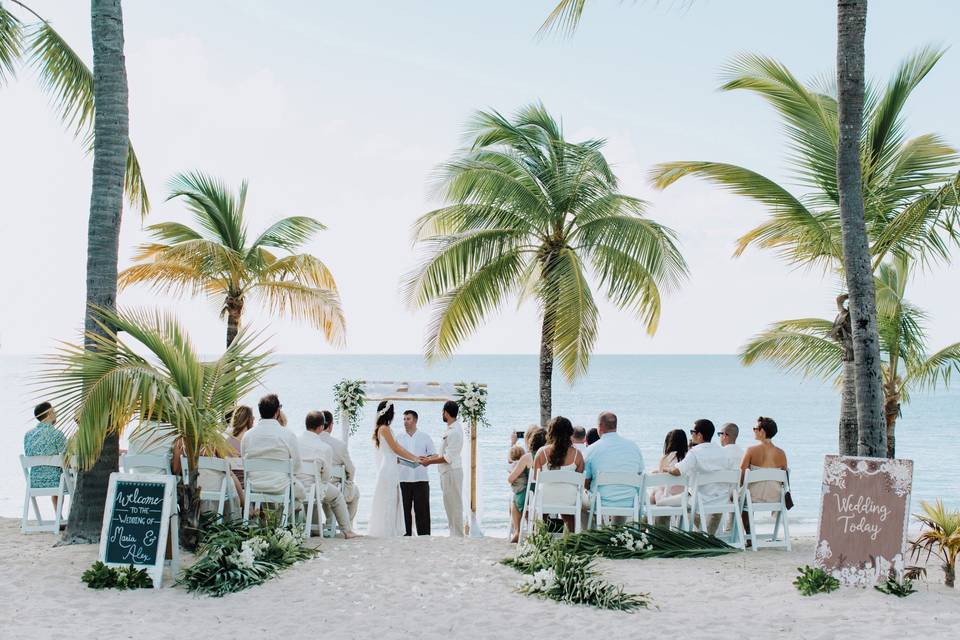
[3, 354, 957, 535]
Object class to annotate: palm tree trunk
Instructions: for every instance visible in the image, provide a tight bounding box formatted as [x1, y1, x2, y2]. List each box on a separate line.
[836, 0, 886, 458]
[539, 310, 555, 428]
[945, 563, 956, 589]
[883, 385, 900, 459]
[62, 0, 129, 544]
[225, 295, 243, 348]
[832, 295, 858, 456]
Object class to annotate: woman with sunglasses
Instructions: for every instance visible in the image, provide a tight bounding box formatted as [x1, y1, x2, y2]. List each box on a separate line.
[740, 416, 788, 505]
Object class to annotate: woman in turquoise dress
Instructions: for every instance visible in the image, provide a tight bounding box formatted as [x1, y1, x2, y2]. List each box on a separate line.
[24, 403, 68, 501]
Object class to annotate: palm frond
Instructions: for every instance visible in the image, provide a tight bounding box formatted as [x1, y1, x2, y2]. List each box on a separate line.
[739, 318, 843, 382]
[537, 0, 588, 37]
[167, 172, 247, 250]
[542, 248, 598, 383]
[249, 216, 326, 253]
[906, 342, 960, 392]
[0, 4, 23, 84]
[250, 280, 346, 347]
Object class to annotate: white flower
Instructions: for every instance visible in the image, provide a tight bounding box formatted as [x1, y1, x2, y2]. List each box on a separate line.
[519, 568, 557, 594]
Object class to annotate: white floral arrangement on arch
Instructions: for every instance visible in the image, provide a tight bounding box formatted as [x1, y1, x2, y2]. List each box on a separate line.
[455, 381, 489, 428]
[333, 379, 365, 435]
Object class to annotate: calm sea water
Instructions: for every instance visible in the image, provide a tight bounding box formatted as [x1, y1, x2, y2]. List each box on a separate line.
[2, 354, 957, 535]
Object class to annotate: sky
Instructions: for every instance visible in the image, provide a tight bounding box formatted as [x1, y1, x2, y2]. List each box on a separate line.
[1, 0, 959, 357]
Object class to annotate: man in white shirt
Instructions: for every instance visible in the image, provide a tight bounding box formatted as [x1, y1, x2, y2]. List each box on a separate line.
[241, 394, 305, 501]
[572, 425, 588, 455]
[419, 400, 464, 537]
[667, 419, 737, 535]
[297, 411, 356, 539]
[719, 423, 745, 468]
[396, 409, 437, 536]
[317, 410, 359, 523]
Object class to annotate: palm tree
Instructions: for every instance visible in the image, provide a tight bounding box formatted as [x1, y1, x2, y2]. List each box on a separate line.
[740, 257, 960, 458]
[649, 49, 960, 455]
[0, 0, 148, 213]
[405, 104, 687, 425]
[911, 500, 960, 588]
[36, 307, 273, 549]
[119, 171, 346, 349]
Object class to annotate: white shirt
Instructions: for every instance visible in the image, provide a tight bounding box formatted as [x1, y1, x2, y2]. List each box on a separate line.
[723, 443, 744, 469]
[676, 440, 737, 504]
[396, 428, 437, 482]
[573, 442, 588, 455]
[241, 418, 302, 494]
[439, 420, 464, 471]
[297, 430, 334, 488]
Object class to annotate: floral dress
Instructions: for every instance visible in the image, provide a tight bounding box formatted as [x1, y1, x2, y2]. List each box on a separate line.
[24, 422, 67, 488]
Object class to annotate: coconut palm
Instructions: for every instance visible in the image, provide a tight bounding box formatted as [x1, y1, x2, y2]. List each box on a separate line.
[0, 0, 148, 213]
[119, 171, 346, 349]
[911, 500, 960, 589]
[649, 48, 960, 454]
[36, 307, 273, 548]
[405, 104, 687, 425]
[740, 257, 960, 458]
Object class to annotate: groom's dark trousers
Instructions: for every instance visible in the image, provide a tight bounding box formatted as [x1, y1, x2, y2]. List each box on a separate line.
[400, 481, 431, 536]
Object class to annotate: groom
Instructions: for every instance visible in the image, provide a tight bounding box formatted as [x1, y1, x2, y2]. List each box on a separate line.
[419, 400, 464, 537]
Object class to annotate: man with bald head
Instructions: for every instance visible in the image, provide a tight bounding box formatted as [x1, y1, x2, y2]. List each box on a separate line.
[583, 412, 644, 520]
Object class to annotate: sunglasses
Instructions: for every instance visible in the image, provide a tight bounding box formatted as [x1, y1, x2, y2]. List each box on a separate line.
[753, 426, 762, 432]
[689, 429, 699, 436]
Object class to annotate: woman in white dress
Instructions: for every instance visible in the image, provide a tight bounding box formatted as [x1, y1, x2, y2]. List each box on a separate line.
[532, 416, 584, 533]
[367, 401, 422, 537]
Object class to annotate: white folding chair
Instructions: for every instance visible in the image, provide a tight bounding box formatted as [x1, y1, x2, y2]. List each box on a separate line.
[180, 456, 237, 518]
[530, 470, 585, 534]
[588, 472, 643, 528]
[302, 459, 328, 539]
[323, 464, 346, 537]
[741, 468, 792, 551]
[120, 453, 172, 475]
[20, 455, 71, 534]
[516, 470, 538, 545]
[690, 470, 745, 549]
[242, 458, 295, 527]
[642, 473, 691, 530]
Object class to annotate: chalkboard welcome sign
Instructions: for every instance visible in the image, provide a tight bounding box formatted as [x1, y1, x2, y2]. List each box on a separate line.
[99, 473, 176, 588]
[815, 455, 913, 587]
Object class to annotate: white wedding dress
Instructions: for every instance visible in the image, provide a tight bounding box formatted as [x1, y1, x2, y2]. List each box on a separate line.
[367, 426, 404, 537]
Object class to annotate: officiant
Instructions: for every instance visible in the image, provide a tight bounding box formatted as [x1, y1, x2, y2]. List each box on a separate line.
[397, 409, 437, 536]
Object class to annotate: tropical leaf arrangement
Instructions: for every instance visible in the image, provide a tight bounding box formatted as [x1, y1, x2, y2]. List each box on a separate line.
[333, 379, 365, 435]
[793, 565, 841, 596]
[178, 516, 316, 597]
[874, 569, 917, 598]
[455, 381, 489, 428]
[909, 499, 960, 588]
[81, 562, 153, 590]
[556, 522, 737, 560]
[504, 524, 649, 611]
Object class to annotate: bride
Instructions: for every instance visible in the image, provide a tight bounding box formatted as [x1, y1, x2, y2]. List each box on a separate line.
[367, 400, 421, 537]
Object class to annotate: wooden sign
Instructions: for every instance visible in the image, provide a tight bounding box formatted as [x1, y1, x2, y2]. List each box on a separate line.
[815, 455, 913, 586]
[99, 473, 177, 589]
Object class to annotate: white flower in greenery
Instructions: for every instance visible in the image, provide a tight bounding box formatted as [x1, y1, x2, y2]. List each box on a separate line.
[519, 568, 557, 594]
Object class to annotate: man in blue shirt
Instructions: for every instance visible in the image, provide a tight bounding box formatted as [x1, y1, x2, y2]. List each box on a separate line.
[583, 412, 644, 513]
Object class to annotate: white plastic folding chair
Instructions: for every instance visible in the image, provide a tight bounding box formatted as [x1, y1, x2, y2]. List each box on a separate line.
[323, 464, 346, 537]
[302, 459, 328, 539]
[741, 468, 792, 551]
[690, 469, 745, 549]
[530, 470, 585, 534]
[516, 470, 537, 545]
[587, 472, 643, 528]
[642, 473, 691, 530]
[120, 453, 172, 475]
[180, 456, 236, 518]
[19, 455, 70, 534]
[242, 458, 295, 526]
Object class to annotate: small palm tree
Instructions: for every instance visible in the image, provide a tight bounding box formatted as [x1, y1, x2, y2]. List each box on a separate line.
[911, 500, 960, 588]
[740, 257, 960, 458]
[119, 171, 346, 348]
[36, 307, 273, 548]
[405, 104, 687, 425]
[650, 48, 960, 454]
[1, 0, 148, 213]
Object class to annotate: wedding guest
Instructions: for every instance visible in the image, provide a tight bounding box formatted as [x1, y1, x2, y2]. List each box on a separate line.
[572, 426, 588, 454]
[419, 400, 465, 537]
[652, 429, 688, 505]
[241, 394, 305, 502]
[666, 419, 736, 534]
[397, 409, 437, 536]
[585, 427, 600, 446]
[317, 409, 359, 523]
[23, 402, 67, 510]
[298, 411, 356, 539]
[583, 412, 644, 524]
[719, 422, 744, 468]
[533, 416, 585, 532]
[506, 426, 545, 543]
[740, 416, 788, 503]
[226, 406, 254, 456]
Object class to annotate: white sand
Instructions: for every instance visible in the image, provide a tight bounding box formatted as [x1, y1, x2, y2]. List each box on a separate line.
[0, 517, 956, 640]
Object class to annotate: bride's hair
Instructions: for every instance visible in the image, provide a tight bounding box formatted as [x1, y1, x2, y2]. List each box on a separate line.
[372, 400, 395, 447]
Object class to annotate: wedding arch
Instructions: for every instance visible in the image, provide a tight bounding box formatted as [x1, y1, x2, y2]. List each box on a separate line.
[332, 380, 489, 537]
